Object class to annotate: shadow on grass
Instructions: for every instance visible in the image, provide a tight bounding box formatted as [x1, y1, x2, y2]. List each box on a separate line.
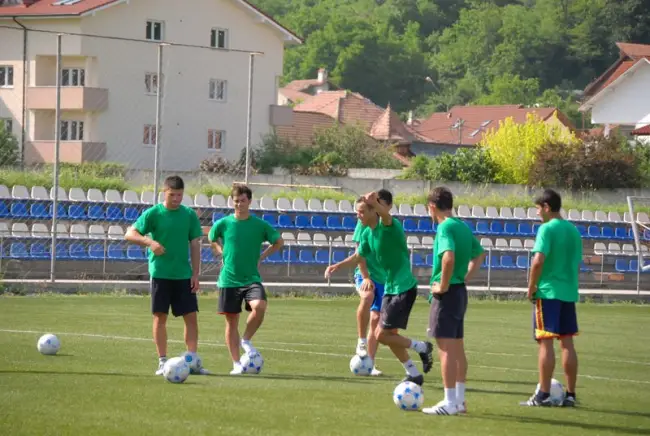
[472, 378, 535, 386]
[467, 387, 531, 397]
[236, 373, 387, 384]
[0, 369, 202, 383]
[475, 413, 650, 435]
[582, 407, 650, 420]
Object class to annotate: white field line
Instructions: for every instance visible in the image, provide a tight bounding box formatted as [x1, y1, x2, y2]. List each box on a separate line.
[1, 328, 649, 385]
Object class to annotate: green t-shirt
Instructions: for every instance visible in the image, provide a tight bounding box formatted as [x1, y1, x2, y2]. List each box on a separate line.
[532, 218, 583, 302]
[208, 214, 280, 288]
[358, 217, 417, 295]
[352, 220, 386, 284]
[430, 217, 484, 285]
[132, 203, 203, 280]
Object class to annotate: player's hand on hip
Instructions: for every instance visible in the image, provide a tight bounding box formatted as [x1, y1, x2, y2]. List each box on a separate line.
[527, 287, 536, 301]
[190, 275, 200, 294]
[360, 278, 375, 293]
[149, 240, 165, 256]
[431, 282, 446, 295]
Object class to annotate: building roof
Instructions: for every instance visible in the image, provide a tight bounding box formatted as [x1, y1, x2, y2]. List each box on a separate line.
[632, 124, 650, 136]
[0, 0, 302, 44]
[274, 111, 334, 145]
[580, 58, 650, 110]
[413, 105, 571, 146]
[583, 42, 650, 99]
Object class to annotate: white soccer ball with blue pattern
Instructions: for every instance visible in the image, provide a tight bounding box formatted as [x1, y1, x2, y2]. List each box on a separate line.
[180, 351, 202, 374]
[240, 351, 264, 374]
[393, 381, 424, 411]
[37, 334, 60, 355]
[536, 378, 565, 405]
[162, 357, 190, 383]
[349, 355, 373, 376]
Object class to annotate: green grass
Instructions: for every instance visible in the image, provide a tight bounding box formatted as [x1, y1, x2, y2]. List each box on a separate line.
[1, 295, 649, 435]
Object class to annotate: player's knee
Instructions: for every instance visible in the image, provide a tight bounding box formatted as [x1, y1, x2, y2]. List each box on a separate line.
[224, 313, 239, 325]
[559, 336, 575, 350]
[250, 300, 267, 314]
[153, 313, 167, 324]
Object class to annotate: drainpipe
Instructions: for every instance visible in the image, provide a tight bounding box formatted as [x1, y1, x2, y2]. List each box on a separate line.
[12, 17, 28, 168]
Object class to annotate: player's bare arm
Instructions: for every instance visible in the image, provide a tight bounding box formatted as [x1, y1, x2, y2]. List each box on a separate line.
[124, 226, 165, 255]
[189, 237, 201, 293]
[432, 251, 454, 295]
[465, 252, 486, 283]
[211, 240, 223, 255]
[527, 252, 545, 300]
[260, 237, 284, 263]
[324, 252, 361, 278]
[364, 192, 392, 226]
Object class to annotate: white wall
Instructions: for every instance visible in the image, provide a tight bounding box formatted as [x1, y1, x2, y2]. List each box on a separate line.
[591, 62, 650, 126]
[0, 25, 25, 144]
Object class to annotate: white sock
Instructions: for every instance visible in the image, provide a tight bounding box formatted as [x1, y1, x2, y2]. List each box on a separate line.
[158, 356, 167, 363]
[358, 337, 367, 344]
[233, 360, 241, 369]
[456, 382, 466, 404]
[402, 359, 421, 377]
[444, 388, 457, 405]
[409, 340, 427, 354]
[241, 339, 253, 353]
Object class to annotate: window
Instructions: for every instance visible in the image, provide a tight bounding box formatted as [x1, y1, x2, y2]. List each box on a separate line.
[146, 20, 163, 41]
[143, 124, 157, 145]
[210, 28, 228, 49]
[61, 68, 85, 86]
[0, 66, 14, 87]
[145, 72, 161, 95]
[1, 118, 12, 134]
[208, 129, 224, 150]
[209, 79, 227, 101]
[60, 120, 84, 141]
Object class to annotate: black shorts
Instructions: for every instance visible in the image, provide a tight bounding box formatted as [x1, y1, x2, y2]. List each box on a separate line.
[428, 283, 468, 339]
[151, 278, 198, 317]
[380, 286, 418, 330]
[218, 282, 267, 315]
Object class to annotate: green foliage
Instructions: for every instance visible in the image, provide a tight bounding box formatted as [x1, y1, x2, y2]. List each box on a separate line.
[400, 148, 497, 183]
[0, 162, 129, 192]
[0, 123, 20, 167]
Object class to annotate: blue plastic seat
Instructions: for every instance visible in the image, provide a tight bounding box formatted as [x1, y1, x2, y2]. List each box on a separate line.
[516, 255, 529, 269]
[580, 261, 592, 273]
[500, 256, 515, 269]
[88, 205, 105, 220]
[68, 204, 86, 220]
[476, 221, 490, 235]
[262, 214, 277, 226]
[88, 243, 105, 259]
[332, 250, 346, 263]
[489, 255, 500, 270]
[326, 216, 343, 231]
[212, 212, 225, 223]
[342, 216, 357, 231]
[277, 215, 293, 229]
[403, 219, 418, 232]
[54, 242, 69, 259]
[295, 215, 310, 229]
[412, 253, 425, 266]
[601, 226, 614, 240]
[0, 201, 9, 218]
[504, 222, 518, 235]
[107, 243, 125, 260]
[283, 248, 298, 263]
[425, 253, 434, 266]
[576, 225, 587, 237]
[30, 203, 49, 219]
[298, 250, 315, 264]
[49, 203, 67, 219]
[615, 259, 629, 273]
[9, 242, 28, 259]
[310, 215, 326, 230]
[418, 218, 433, 233]
[126, 245, 146, 260]
[106, 205, 123, 222]
[265, 251, 283, 264]
[124, 207, 139, 222]
[532, 223, 541, 235]
[614, 227, 629, 240]
[30, 243, 50, 260]
[315, 249, 330, 264]
[69, 243, 88, 260]
[587, 225, 601, 239]
[201, 247, 215, 263]
[490, 221, 504, 235]
[10, 203, 28, 218]
[518, 223, 533, 236]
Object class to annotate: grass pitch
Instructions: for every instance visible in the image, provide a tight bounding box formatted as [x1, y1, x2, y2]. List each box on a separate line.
[0, 294, 649, 435]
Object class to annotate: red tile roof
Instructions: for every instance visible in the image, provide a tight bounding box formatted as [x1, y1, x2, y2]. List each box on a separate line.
[413, 105, 571, 146]
[274, 111, 334, 145]
[584, 42, 650, 98]
[616, 42, 650, 59]
[632, 124, 650, 136]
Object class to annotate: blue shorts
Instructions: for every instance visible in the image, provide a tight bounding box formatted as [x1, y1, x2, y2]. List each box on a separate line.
[533, 298, 579, 341]
[354, 273, 385, 312]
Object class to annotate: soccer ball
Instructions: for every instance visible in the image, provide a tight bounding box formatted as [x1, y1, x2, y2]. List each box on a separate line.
[240, 351, 264, 374]
[37, 334, 60, 355]
[180, 351, 202, 374]
[536, 378, 565, 405]
[349, 355, 373, 376]
[162, 357, 190, 383]
[393, 381, 424, 411]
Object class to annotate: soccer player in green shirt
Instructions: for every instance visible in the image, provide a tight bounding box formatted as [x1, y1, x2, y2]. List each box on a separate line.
[209, 184, 284, 375]
[522, 189, 581, 408]
[125, 176, 209, 376]
[356, 191, 434, 386]
[421, 187, 485, 416]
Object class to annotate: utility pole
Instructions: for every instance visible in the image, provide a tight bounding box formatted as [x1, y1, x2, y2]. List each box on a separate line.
[455, 118, 465, 145]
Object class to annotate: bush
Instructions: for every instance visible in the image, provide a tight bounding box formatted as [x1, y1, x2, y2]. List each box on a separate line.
[0, 123, 20, 167]
[400, 148, 497, 183]
[0, 162, 129, 192]
[529, 134, 641, 190]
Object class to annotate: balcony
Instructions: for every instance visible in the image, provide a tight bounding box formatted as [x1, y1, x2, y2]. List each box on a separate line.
[25, 141, 107, 164]
[27, 87, 108, 112]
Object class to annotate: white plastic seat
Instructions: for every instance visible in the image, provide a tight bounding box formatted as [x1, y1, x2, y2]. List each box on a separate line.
[281, 232, 296, 244]
[622, 244, 635, 254]
[31, 186, 49, 200]
[68, 187, 86, 202]
[593, 242, 607, 255]
[158, 192, 165, 203]
[211, 195, 226, 208]
[471, 206, 485, 218]
[638, 213, 650, 224]
[0, 222, 9, 237]
[495, 238, 508, 249]
[307, 199, 322, 212]
[480, 238, 493, 248]
[331, 236, 345, 247]
[250, 198, 260, 209]
[568, 209, 581, 221]
[292, 198, 307, 211]
[122, 190, 140, 204]
[624, 212, 632, 223]
[486, 207, 499, 219]
[105, 189, 122, 203]
[70, 224, 87, 239]
[87, 188, 104, 202]
[413, 204, 427, 216]
[421, 236, 434, 247]
[524, 239, 535, 249]
[108, 225, 124, 240]
[259, 196, 275, 210]
[456, 205, 471, 218]
[527, 207, 537, 220]
[88, 224, 106, 240]
[509, 239, 524, 250]
[194, 193, 210, 208]
[323, 199, 337, 213]
[11, 223, 30, 238]
[582, 210, 595, 222]
[339, 200, 353, 213]
[53, 223, 69, 238]
[181, 194, 193, 207]
[276, 197, 292, 212]
[513, 207, 526, 220]
[344, 234, 355, 246]
[312, 233, 328, 246]
[31, 223, 50, 238]
[608, 212, 623, 223]
[500, 207, 513, 220]
[0, 185, 10, 198]
[390, 205, 398, 215]
[560, 208, 567, 219]
[607, 243, 621, 253]
[11, 185, 29, 200]
[297, 232, 312, 245]
[50, 187, 67, 201]
[594, 211, 607, 222]
[406, 235, 420, 247]
[141, 191, 155, 205]
[399, 204, 413, 216]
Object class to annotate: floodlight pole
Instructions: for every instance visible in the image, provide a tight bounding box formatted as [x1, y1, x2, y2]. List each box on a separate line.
[50, 34, 62, 283]
[152, 43, 164, 202]
[244, 53, 255, 185]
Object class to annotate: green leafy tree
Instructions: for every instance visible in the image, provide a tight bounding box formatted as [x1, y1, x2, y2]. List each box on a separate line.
[0, 123, 20, 167]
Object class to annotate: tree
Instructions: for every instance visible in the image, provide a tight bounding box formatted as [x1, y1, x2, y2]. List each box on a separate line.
[0, 123, 19, 167]
[479, 113, 579, 184]
[476, 74, 540, 106]
[400, 148, 497, 183]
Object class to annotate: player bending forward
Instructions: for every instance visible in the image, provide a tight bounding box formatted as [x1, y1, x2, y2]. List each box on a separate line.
[209, 184, 284, 375]
[359, 192, 433, 385]
[422, 187, 485, 416]
[324, 191, 393, 376]
[125, 175, 210, 376]
[522, 189, 580, 407]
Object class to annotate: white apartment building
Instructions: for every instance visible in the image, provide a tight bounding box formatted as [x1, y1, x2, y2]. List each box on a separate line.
[0, 0, 300, 170]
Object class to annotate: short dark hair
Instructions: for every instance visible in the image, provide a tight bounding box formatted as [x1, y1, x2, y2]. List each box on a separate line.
[377, 189, 393, 207]
[164, 175, 184, 190]
[427, 186, 453, 211]
[231, 184, 252, 200]
[534, 189, 562, 212]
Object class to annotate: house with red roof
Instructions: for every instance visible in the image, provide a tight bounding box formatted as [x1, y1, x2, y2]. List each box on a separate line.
[0, 0, 301, 170]
[277, 68, 340, 106]
[579, 42, 650, 142]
